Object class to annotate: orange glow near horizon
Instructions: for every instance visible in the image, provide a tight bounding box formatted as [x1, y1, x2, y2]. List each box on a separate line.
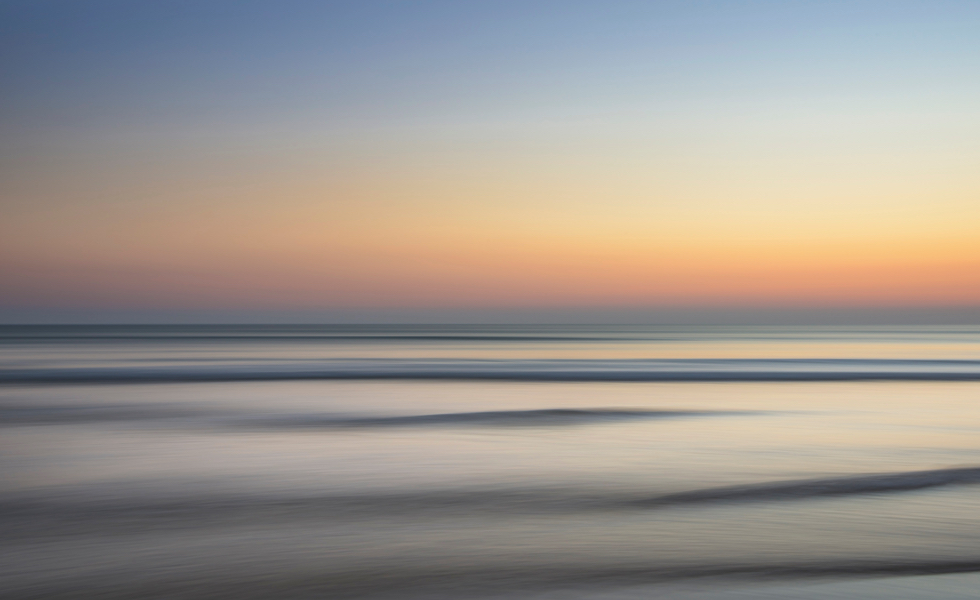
[4, 147, 980, 311]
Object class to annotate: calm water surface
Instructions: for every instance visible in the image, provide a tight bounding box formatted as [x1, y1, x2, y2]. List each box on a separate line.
[3, 325, 980, 599]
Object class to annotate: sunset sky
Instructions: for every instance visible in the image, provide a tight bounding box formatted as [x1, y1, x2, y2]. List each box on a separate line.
[2, 0, 979, 323]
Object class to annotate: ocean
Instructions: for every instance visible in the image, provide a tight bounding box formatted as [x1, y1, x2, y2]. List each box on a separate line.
[3, 324, 980, 599]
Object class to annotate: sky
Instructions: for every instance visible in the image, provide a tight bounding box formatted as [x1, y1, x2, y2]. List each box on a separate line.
[2, 0, 979, 323]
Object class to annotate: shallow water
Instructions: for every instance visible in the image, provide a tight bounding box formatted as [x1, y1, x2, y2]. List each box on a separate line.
[3, 325, 980, 599]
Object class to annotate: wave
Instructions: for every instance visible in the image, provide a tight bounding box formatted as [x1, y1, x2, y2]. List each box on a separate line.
[644, 466, 980, 506]
[0, 404, 748, 427]
[198, 558, 980, 599]
[7, 466, 979, 540]
[249, 408, 747, 429]
[6, 556, 980, 600]
[5, 358, 980, 384]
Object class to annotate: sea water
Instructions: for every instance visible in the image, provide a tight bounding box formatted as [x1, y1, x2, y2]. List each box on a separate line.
[3, 324, 980, 599]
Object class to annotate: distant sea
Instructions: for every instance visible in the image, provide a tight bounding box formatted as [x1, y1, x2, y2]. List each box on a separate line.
[4, 324, 980, 599]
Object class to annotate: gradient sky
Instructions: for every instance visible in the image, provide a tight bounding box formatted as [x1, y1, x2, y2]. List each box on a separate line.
[2, 0, 979, 322]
